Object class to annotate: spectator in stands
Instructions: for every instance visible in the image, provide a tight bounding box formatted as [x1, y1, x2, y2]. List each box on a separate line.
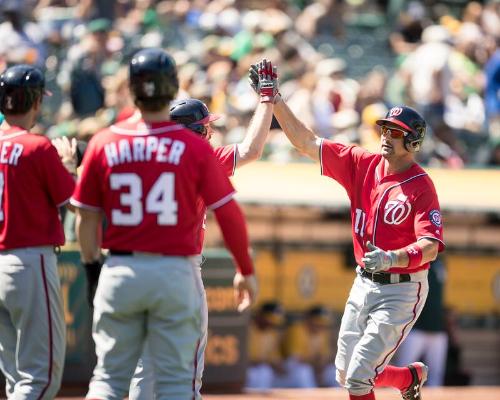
[280, 305, 338, 388]
[60, 18, 115, 117]
[394, 257, 448, 386]
[246, 301, 287, 391]
[0, 1, 47, 67]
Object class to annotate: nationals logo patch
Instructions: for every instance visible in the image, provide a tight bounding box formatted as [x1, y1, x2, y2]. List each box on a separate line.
[429, 209, 442, 227]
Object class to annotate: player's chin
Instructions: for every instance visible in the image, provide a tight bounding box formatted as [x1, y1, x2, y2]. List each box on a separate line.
[380, 146, 393, 157]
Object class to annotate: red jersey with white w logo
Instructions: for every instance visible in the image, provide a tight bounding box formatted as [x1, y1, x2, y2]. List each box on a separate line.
[71, 116, 235, 255]
[320, 140, 444, 273]
[0, 126, 75, 249]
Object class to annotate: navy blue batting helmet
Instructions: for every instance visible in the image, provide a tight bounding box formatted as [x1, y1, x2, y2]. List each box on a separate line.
[169, 98, 220, 137]
[129, 48, 178, 102]
[376, 106, 426, 152]
[0, 64, 48, 114]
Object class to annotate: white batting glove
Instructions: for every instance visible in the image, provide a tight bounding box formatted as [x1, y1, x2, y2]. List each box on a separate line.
[362, 241, 397, 273]
[233, 272, 258, 313]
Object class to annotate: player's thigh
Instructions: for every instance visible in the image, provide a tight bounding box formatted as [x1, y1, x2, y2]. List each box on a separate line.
[335, 276, 369, 374]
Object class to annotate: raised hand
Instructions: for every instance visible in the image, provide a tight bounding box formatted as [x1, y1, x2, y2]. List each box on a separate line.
[248, 59, 279, 103]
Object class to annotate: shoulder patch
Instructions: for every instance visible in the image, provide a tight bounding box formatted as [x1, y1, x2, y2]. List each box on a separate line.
[429, 209, 442, 227]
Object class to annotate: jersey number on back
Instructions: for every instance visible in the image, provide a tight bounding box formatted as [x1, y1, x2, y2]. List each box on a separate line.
[110, 172, 177, 226]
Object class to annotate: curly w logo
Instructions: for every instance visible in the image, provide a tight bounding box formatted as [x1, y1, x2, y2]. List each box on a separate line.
[389, 107, 403, 117]
[384, 197, 411, 225]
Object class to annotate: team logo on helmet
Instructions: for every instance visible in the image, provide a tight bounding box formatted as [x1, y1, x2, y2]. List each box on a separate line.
[429, 210, 442, 227]
[143, 82, 155, 97]
[384, 195, 412, 225]
[389, 107, 403, 117]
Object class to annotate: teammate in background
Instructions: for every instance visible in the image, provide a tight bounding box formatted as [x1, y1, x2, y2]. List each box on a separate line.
[250, 65, 445, 400]
[129, 59, 276, 400]
[71, 47, 257, 400]
[0, 65, 76, 399]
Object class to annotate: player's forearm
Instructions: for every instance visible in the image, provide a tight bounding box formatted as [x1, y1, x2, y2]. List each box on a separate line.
[273, 96, 320, 161]
[236, 102, 273, 167]
[213, 200, 254, 276]
[393, 238, 439, 268]
[76, 208, 102, 263]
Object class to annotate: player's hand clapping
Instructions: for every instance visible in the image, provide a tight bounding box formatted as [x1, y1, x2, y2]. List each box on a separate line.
[362, 242, 397, 273]
[233, 272, 258, 312]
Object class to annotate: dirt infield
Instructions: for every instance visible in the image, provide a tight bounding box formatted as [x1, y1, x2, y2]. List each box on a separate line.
[203, 387, 500, 400]
[49, 386, 500, 399]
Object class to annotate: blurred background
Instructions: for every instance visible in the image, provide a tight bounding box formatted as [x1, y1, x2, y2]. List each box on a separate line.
[0, 0, 498, 395]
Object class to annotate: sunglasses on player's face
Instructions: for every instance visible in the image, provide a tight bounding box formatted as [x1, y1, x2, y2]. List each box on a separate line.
[381, 125, 408, 139]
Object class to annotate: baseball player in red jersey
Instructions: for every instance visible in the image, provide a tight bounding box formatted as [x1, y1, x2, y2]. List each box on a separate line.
[71, 48, 258, 400]
[0, 65, 76, 399]
[129, 59, 277, 400]
[250, 65, 444, 400]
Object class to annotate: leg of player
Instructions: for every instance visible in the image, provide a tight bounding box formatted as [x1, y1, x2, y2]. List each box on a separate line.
[129, 348, 156, 400]
[143, 256, 205, 400]
[335, 275, 368, 388]
[87, 258, 147, 399]
[340, 274, 429, 399]
[0, 247, 66, 400]
[129, 255, 208, 400]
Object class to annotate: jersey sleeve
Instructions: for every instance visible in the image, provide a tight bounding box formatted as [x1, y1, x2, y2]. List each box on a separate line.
[414, 186, 445, 251]
[320, 139, 371, 194]
[199, 146, 235, 210]
[70, 137, 104, 210]
[214, 144, 237, 177]
[39, 139, 76, 207]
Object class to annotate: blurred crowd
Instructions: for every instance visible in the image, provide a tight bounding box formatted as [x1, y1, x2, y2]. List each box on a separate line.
[0, 0, 499, 167]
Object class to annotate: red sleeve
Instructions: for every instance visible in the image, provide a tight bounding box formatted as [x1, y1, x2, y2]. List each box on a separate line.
[71, 137, 103, 210]
[320, 139, 372, 194]
[198, 147, 235, 209]
[414, 186, 445, 252]
[214, 199, 254, 275]
[39, 140, 75, 206]
[214, 144, 237, 177]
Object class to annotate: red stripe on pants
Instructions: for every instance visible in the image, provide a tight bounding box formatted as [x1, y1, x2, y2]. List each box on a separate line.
[37, 254, 53, 400]
[372, 281, 422, 384]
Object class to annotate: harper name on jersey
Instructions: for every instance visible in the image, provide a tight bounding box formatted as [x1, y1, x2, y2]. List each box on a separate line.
[0, 141, 23, 165]
[104, 136, 186, 167]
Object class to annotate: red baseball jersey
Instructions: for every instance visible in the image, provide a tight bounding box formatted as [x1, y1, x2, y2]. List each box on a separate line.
[195, 144, 237, 253]
[0, 126, 75, 250]
[320, 140, 445, 273]
[71, 117, 235, 255]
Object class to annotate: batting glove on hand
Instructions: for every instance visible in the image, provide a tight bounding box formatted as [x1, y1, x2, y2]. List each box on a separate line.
[82, 259, 103, 308]
[248, 59, 279, 103]
[233, 272, 258, 313]
[362, 242, 397, 273]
